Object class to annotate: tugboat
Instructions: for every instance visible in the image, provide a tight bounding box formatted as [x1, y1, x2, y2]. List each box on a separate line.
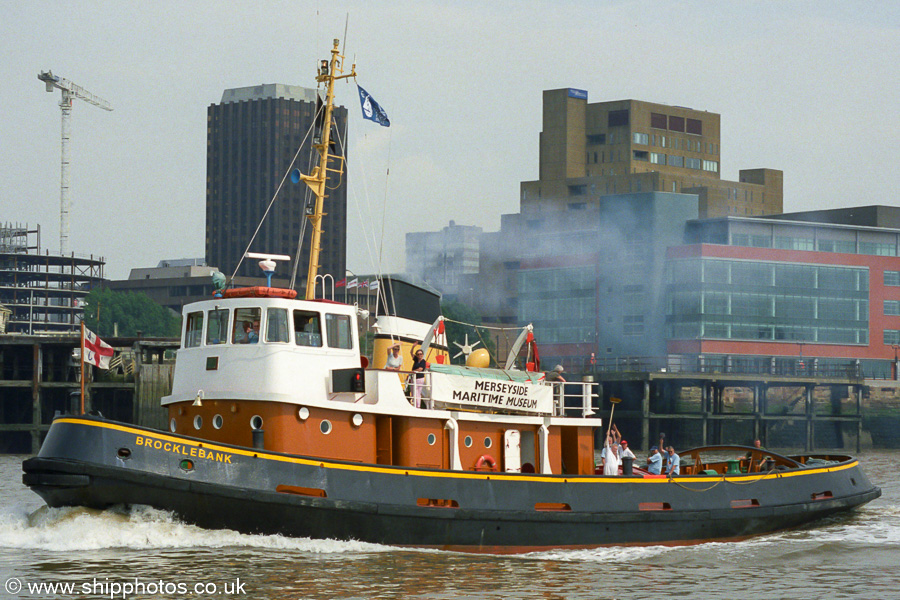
[23, 39, 881, 552]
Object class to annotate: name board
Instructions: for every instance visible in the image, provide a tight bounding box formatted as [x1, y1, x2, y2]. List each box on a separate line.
[568, 88, 588, 100]
[430, 373, 553, 414]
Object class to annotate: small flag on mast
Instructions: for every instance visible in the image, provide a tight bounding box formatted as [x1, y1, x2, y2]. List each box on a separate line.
[357, 85, 390, 127]
[83, 327, 114, 370]
[335, 278, 347, 288]
[347, 277, 359, 289]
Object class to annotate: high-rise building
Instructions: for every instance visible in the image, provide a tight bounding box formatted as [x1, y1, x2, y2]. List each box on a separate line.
[520, 89, 783, 219]
[205, 84, 348, 285]
[405, 221, 482, 299]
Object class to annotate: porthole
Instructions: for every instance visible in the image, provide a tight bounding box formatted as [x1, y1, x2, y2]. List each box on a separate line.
[170, 418, 177, 433]
[298, 407, 310, 421]
[464, 436, 473, 448]
[427, 433, 437, 445]
[213, 414, 224, 429]
[320, 420, 333, 435]
[484, 437, 493, 449]
[193, 415, 203, 430]
[351, 413, 364, 427]
[250, 415, 263, 430]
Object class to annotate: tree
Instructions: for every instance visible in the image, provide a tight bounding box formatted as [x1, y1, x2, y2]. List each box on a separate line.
[82, 287, 181, 338]
[440, 299, 497, 365]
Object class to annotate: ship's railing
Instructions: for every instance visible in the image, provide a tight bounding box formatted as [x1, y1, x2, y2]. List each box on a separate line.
[583, 355, 868, 380]
[550, 380, 599, 418]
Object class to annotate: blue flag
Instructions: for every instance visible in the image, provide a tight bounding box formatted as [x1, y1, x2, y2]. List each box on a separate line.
[357, 85, 390, 127]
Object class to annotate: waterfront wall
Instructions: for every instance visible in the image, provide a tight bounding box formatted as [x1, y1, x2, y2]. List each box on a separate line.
[0, 336, 176, 454]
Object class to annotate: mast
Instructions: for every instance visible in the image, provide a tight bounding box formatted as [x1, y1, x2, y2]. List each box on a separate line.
[295, 38, 354, 300]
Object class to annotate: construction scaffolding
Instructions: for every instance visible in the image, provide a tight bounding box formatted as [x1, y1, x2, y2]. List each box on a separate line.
[0, 223, 104, 334]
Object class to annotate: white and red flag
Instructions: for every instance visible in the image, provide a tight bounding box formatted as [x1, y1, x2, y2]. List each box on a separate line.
[83, 327, 114, 369]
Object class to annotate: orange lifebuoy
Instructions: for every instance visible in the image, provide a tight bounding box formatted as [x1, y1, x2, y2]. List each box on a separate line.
[474, 454, 498, 472]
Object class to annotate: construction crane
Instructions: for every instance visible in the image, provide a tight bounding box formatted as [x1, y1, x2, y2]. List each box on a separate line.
[38, 70, 112, 255]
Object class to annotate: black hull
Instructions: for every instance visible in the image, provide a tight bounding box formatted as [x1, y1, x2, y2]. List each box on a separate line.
[23, 416, 882, 552]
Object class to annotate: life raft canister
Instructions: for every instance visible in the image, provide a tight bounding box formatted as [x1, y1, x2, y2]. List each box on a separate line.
[221, 287, 298, 299]
[474, 454, 498, 472]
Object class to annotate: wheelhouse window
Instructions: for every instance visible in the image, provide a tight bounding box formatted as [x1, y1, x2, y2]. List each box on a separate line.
[294, 310, 322, 347]
[266, 308, 289, 343]
[232, 308, 261, 344]
[325, 313, 353, 349]
[206, 309, 229, 345]
[185, 311, 203, 348]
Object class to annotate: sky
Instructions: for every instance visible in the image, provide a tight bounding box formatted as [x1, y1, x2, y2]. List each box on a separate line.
[2, 1, 899, 280]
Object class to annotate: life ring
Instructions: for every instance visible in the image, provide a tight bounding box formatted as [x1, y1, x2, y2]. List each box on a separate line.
[474, 454, 498, 472]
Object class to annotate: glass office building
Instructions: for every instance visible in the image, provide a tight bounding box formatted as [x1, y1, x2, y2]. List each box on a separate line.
[666, 213, 900, 379]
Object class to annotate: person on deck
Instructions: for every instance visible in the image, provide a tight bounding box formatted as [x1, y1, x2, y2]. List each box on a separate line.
[619, 439, 636, 460]
[385, 343, 403, 371]
[744, 439, 766, 471]
[665, 446, 681, 476]
[647, 446, 663, 475]
[411, 347, 428, 408]
[545, 365, 567, 383]
[602, 440, 620, 475]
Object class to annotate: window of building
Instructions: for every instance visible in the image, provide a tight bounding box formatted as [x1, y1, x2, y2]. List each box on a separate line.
[702, 160, 718, 172]
[885, 301, 900, 316]
[686, 157, 702, 170]
[650, 152, 666, 165]
[608, 110, 629, 127]
[624, 315, 644, 336]
[633, 150, 649, 161]
[859, 241, 897, 256]
[667, 155, 684, 167]
[632, 132, 649, 145]
[886, 271, 900, 286]
[568, 185, 587, 196]
[650, 113, 667, 129]
[587, 133, 606, 145]
[775, 236, 814, 251]
[686, 118, 702, 135]
[885, 330, 900, 346]
[668, 116, 685, 132]
[817, 239, 856, 254]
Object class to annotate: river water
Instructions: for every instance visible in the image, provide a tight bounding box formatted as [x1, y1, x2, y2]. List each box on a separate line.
[0, 452, 897, 600]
